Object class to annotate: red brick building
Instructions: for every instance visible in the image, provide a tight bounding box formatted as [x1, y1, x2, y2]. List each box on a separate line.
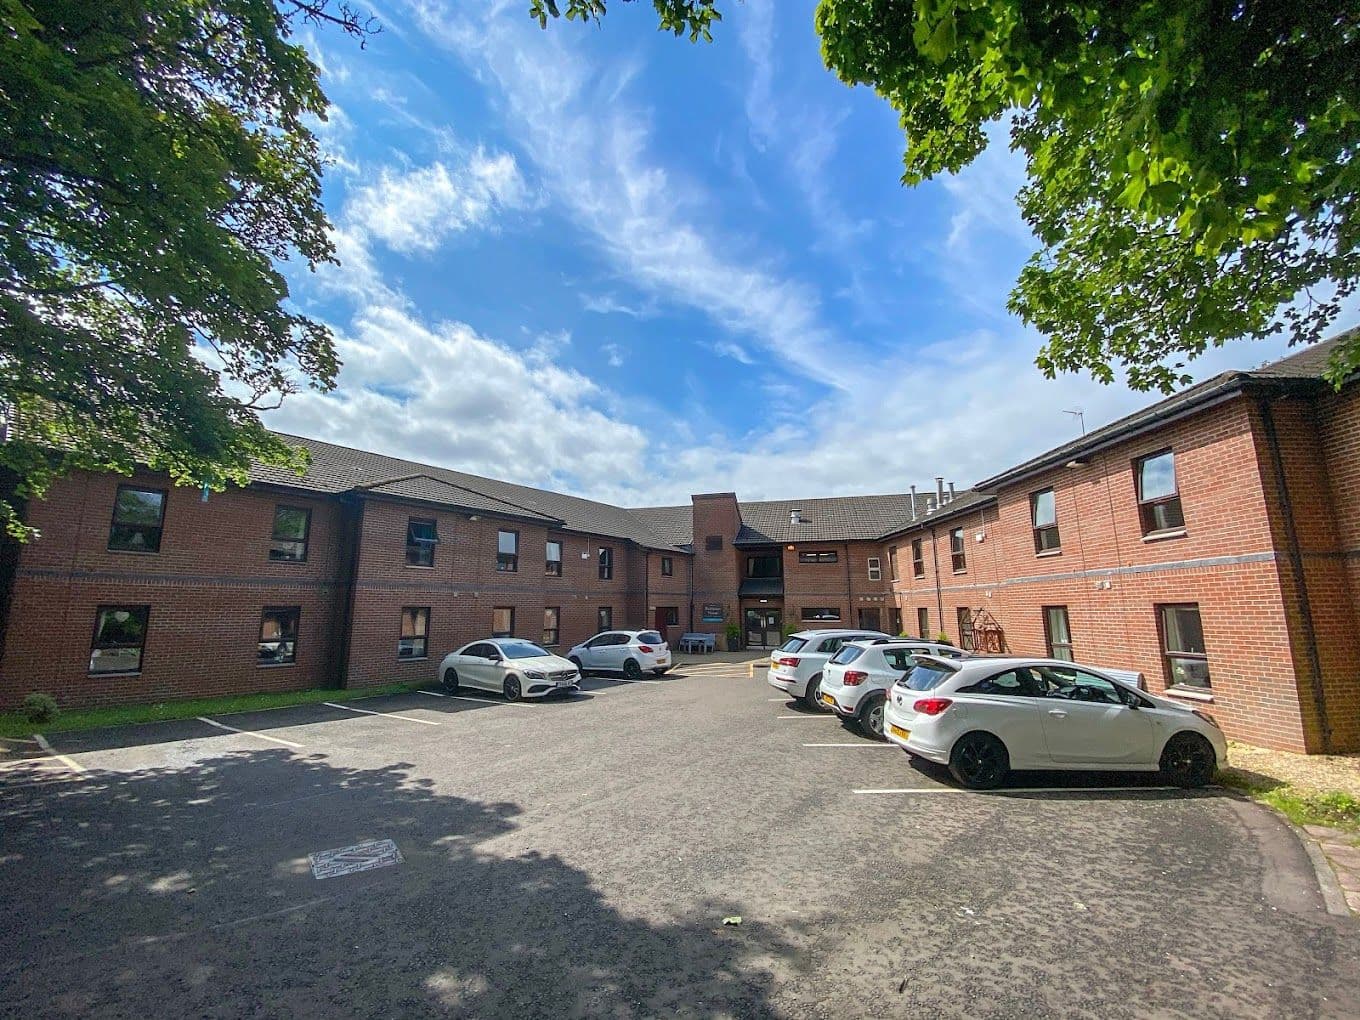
[0, 335, 1355, 752]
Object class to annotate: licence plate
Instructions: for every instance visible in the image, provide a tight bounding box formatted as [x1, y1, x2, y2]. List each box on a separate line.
[889, 724, 910, 740]
[820, 693, 836, 707]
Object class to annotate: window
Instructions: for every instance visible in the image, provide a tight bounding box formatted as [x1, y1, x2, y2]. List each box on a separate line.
[1035, 665, 1133, 706]
[1031, 488, 1060, 554]
[89, 605, 149, 674]
[259, 607, 300, 665]
[406, 518, 439, 567]
[660, 555, 673, 577]
[497, 530, 519, 572]
[858, 607, 881, 630]
[269, 505, 311, 562]
[958, 667, 1047, 697]
[399, 607, 429, 659]
[888, 546, 899, 581]
[867, 557, 882, 581]
[746, 554, 781, 578]
[660, 606, 680, 626]
[917, 607, 930, 638]
[598, 546, 614, 580]
[1160, 604, 1209, 688]
[798, 551, 838, 564]
[950, 528, 966, 572]
[705, 534, 723, 551]
[1044, 606, 1073, 661]
[1136, 450, 1185, 534]
[597, 606, 613, 631]
[545, 540, 562, 576]
[108, 485, 166, 552]
[800, 607, 842, 622]
[492, 606, 515, 638]
[957, 607, 975, 651]
[543, 606, 560, 646]
[911, 539, 924, 578]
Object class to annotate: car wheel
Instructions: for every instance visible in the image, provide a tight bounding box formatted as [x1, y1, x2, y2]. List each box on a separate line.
[569, 655, 585, 676]
[857, 694, 887, 741]
[623, 658, 643, 681]
[441, 668, 459, 695]
[801, 672, 825, 710]
[503, 675, 523, 702]
[1160, 732, 1216, 788]
[948, 732, 1009, 790]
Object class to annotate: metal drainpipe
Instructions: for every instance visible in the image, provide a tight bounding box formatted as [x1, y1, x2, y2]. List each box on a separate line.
[930, 525, 944, 636]
[1258, 394, 1331, 752]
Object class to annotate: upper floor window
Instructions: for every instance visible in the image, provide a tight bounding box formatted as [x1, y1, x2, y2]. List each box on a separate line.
[545, 540, 562, 576]
[660, 555, 674, 577]
[406, 518, 439, 567]
[911, 539, 924, 578]
[1136, 450, 1185, 535]
[1031, 488, 1060, 554]
[108, 485, 166, 553]
[704, 534, 723, 551]
[867, 557, 882, 581]
[598, 546, 614, 580]
[1159, 604, 1209, 688]
[798, 550, 838, 564]
[801, 607, 842, 622]
[746, 554, 781, 578]
[949, 528, 966, 572]
[90, 605, 150, 674]
[497, 530, 519, 572]
[399, 607, 430, 659]
[269, 506, 311, 562]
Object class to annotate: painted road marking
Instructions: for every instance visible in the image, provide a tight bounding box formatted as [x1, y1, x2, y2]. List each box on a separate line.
[197, 716, 305, 749]
[33, 734, 86, 774]
[309, 839, 403, 880]
[776, 714, 834, 720]
[767, 698, 792, 702]
[322, 702, 441, 726]
[852, 786, 1180, 795]
[0, 757, 66, 771]
[416, 690, 447, 697]
[803, 742, 895, 748]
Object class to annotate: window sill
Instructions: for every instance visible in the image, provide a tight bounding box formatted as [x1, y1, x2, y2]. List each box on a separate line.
[1035, 549, 1063, 559]
[89, 670, 142, 678]
[106, 548, 161, 556]
[398, 656, 428, 662]
[952, 570, 968, 576]
[258, 662, 297, 669]
[405, 564, 434, 570]
[1165, 685, 1213, 703]
[1141, 528, 1187, 543]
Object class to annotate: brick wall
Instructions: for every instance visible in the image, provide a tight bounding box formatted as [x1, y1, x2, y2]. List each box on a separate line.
[690, 493, 741, 636]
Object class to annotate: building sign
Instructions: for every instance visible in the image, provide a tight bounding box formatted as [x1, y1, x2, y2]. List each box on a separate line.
[701, 603, 724, 622]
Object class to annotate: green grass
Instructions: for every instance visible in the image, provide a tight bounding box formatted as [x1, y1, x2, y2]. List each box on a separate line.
[0, 682, 421, 740]
[1218, 770, 1360, 835]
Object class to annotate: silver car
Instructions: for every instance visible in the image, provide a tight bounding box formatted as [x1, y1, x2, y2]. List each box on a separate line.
[438, 639, 580, 701]
[567, 630, 672, 680]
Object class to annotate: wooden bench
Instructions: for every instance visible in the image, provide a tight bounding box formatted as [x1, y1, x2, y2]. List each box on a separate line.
[678, 632, 716, 654]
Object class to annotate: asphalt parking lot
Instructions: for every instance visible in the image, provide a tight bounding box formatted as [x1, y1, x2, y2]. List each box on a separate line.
[2, 662, 1358, 1018]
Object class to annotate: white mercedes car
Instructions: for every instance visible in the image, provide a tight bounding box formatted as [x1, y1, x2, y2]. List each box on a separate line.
[767, 629, 890, 708]
[819, 639, 965, 739]
[566, 630, 671, 679]
[883, 655, 1227, 789]
[438, 639, 581, 701]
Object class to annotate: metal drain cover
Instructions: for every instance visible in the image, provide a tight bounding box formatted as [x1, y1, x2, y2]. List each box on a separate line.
[309, 839, 403, 880]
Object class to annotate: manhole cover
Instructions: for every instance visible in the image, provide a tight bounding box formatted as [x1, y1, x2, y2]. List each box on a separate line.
[309, 839, 403, 880]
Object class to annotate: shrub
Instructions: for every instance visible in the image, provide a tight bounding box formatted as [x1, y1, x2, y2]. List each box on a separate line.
[20, 692, 58, 725]
[936, 632, 953, 646]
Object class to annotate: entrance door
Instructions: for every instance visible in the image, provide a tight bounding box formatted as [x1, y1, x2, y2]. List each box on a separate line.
[744, 608, 783, 648]
[858, 607, 882, 631]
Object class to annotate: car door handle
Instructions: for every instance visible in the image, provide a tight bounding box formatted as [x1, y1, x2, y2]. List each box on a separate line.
[1047, 709, 1068, 718]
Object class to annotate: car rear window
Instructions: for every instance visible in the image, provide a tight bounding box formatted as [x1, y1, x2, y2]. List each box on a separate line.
[637, 631, 663, 645]
[901, 663, 955, 691]
[830, 645, 865, 665]
[779, 637, 807, 653]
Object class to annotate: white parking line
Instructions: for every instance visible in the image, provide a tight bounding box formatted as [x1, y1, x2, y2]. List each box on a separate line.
[767, 698, 791, 702]
[852, 786, 1179, 795]
[0, 757, 65, 771]
[416, 690, 447, 697]
[776, 714, 834, 720]
[803, 743, 894, 748]
[322, 702, 441, 726]
[197, 716, 305, 748]
[33, 734, 86, 774]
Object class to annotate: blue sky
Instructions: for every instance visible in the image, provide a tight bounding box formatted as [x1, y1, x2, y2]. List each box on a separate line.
[262, 0, 1345, 507]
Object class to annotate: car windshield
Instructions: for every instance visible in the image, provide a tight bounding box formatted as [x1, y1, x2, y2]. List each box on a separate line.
[779, 637, 807, 653]
[830, 645, 865, 665]
[900, 662, 955, 691]
[500, 642, 549, 659]
[637, 631, 664, 645]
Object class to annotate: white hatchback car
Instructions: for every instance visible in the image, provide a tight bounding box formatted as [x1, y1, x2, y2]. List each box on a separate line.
[439, 639, 581, 701]
[567, 630, 671, 680]
[883, 656, 1227, 789]
[767, 629, 891, 708]
[819, 639, 965, 740]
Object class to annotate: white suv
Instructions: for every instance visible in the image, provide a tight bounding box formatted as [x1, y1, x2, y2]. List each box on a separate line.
[567, 630, 671, 680]
[819, 639, 965, 739]
[767, 629, 890, 708]
[883, 655, 1228, 789]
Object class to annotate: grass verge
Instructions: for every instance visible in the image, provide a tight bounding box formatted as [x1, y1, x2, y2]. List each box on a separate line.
[1218, 769, 1360, 836]
[0, 682, 421, 740]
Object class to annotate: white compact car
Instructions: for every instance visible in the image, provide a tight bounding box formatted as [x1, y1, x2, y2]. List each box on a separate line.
[567, 630, 671, 680]
[439, 639, 581, 701]
[767, 629, 891, 708]
[819, 639, 965, 739]
[883, 655, 1227, 789]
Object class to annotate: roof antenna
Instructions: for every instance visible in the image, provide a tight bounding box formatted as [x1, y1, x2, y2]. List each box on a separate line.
[1063, 408, 1086, 435]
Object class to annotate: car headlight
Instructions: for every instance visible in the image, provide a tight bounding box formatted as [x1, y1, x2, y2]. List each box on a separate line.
[524, 670, 547, 680]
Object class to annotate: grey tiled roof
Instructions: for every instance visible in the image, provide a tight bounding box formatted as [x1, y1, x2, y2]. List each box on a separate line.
[252, 434, 682, 550]
[357, 475, 558, 523]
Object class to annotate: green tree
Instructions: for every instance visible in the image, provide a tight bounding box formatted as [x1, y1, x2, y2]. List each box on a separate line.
[529, 0, 722, 41]
[0, 0, 372, 539]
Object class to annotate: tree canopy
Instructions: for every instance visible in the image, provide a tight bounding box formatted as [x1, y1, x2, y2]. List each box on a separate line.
[0, 0, 370, 539]
[529, 0, 722, 41]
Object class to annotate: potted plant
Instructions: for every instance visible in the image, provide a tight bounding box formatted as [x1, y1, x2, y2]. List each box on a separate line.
[936, 632, 954, 646]
[725, 622, 741, 652]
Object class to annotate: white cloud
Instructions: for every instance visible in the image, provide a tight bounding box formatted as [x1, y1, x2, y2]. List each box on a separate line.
[601, 343, 625, 368]
[738, 0, 777, 151]
[706, 340, 754, 365]
[580, 293, 657, 319]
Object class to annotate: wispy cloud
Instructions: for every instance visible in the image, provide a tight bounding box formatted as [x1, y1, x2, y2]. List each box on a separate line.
[580, 292, 658, 319]
[601, 342, 625, 367]
[706, 340, 754, 365]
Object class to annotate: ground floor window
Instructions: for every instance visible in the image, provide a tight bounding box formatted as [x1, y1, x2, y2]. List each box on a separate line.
[1159, 604, 1209, 688]
[956, 607, 975, 651]
[597, 606, 613, 632]
[90, 605, 150, 674]
[801, 607, 841, 622]
[660, 606, 680, 626]
[543, 607, 560, 646]
[917, 607, 930, 638]
[399, 607, 430, 659]
[492, 607, 515, 638]
[1043, 606, 1073, 662]
[259, 607, 299, 665]
[858, 607, 882, 630]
